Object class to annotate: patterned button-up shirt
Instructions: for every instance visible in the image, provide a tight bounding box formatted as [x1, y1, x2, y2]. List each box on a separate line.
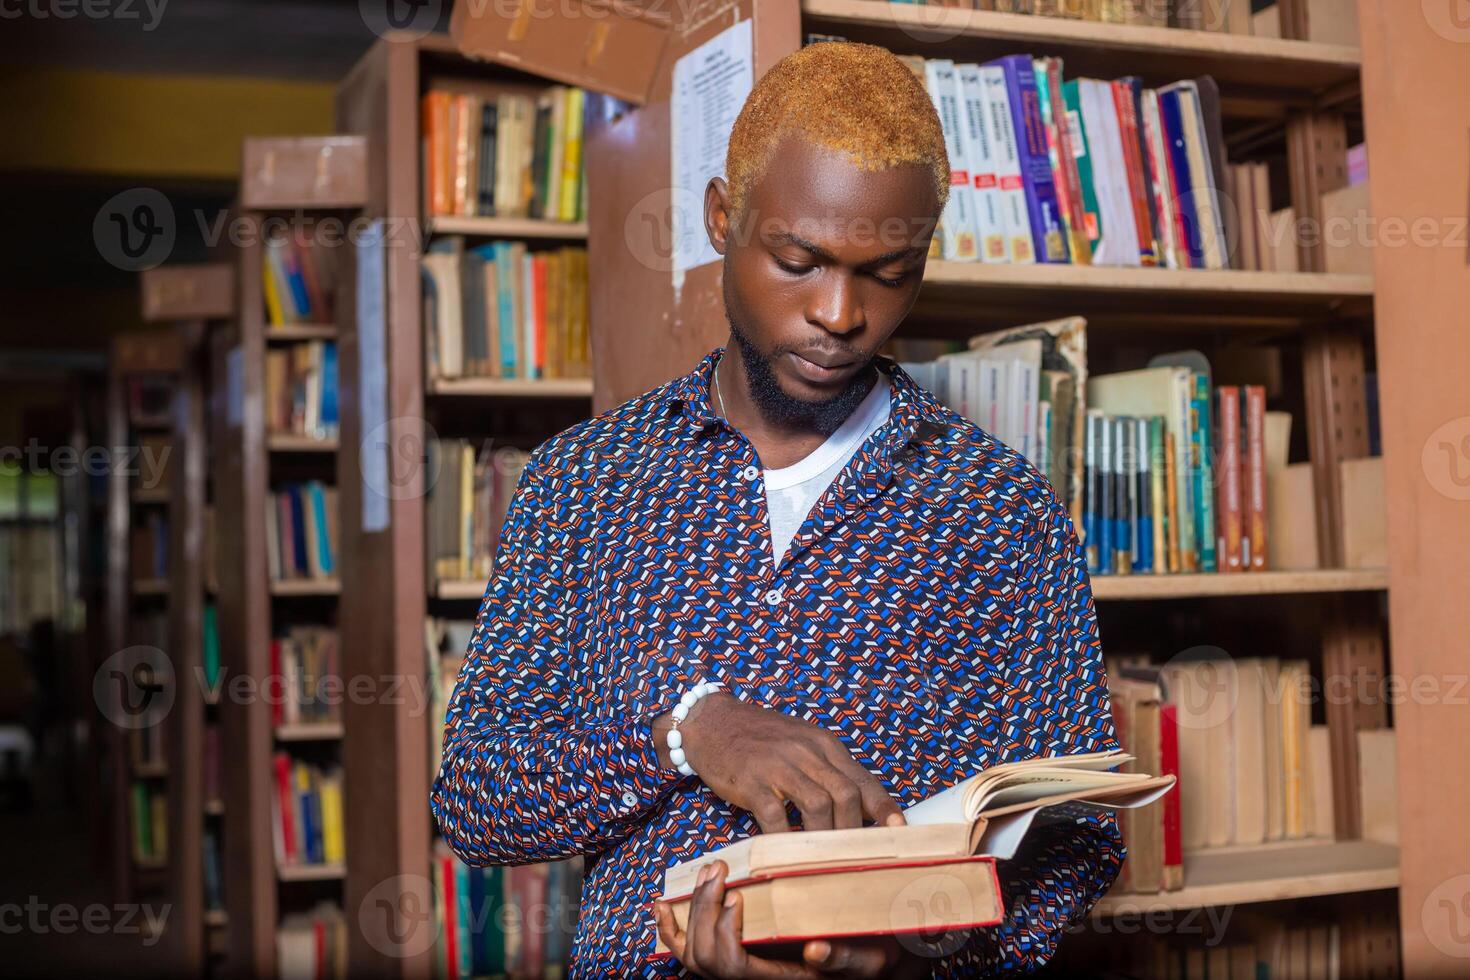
[432, 350, 1123, 977]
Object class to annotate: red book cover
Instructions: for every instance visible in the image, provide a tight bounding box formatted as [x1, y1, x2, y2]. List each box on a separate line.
[650, 855, 1003, 960]
[273, 751, 296, 864]
[1159, 703, 1183, 888]
[313, 918, 326, 980]
[270, 638, 283, 728]
[1216, 386, 1243, 571]
[1111, 80, 1158, 267]
[1244, 385, 1268, 570]
[442, 856, 459, 980]
[1041, 58, 1090, 266]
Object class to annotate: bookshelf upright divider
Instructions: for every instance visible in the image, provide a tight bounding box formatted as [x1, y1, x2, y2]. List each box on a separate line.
[139, 262, 235, 975]
[213, 135, 367, 977]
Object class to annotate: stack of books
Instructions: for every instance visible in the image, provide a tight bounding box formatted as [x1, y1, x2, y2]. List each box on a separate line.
[960, 1, 1253, 33]
[262, 228, 337, 327]
[277, 903, 346, 980]
[271, 754, 345, 868]
[422, 238, 590, 381]
[265, 482, 338, 583]
[421, 84, 587, 222]
[431, 848, 584, 980]
[265, 340, 339, 442]
[270, 626, 341, 728]
[426, 441, 529, 585]
[901, 53, 1238, 270]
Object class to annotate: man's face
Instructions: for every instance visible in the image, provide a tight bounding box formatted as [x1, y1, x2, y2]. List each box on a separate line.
[708, 135, 939, 419]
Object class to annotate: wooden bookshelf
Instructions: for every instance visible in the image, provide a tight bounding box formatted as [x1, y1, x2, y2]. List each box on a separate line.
[428, 377, 595, 399]
[1091, 568, 1388, 600]
[1094, 839, 1399, 916]
[275, 722, 345, 742]
[800, 0, 1359, 96]
[211, 136, 365, 977]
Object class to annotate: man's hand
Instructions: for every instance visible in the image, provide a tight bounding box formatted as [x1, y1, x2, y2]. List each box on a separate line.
[652, 693, 904, 833]
[655, 861, 918, 979]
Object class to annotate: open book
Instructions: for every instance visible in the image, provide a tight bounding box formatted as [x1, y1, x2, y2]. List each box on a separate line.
[660, 749, 1174, 899]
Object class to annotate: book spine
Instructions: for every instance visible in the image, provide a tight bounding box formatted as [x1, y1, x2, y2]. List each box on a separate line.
[1160, 702, 1184, 889]
[958, 63, 1008, 264]
[1098, 413, 1114, 574]
[1164, 429, 1180, 573]
[1173, 372, 1197, 570]
[980, 66, 1035, 264]
[1113, 78, 1159, 266]
[560, 88, 585, 223]
[1159, 89, 1204, 268]
[1134, 416, 1153, 573]
[1141, 89, 1181, 270]
[1216, 386, 1243, 571]
[996, 55, 1071, 263]
[1042, 59, 1092, 264]
[1193, 372, 1217, 572]
[1113, 416, 1133, 574]
[1084, 409, 1102, 574]
[1245, 385, 1268, 570]
[926, 60, 980, 262]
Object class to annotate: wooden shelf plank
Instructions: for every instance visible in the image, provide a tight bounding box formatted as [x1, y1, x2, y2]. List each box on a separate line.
[265, 324, 338, 342]
[131, 578, 169, 596]
[267, 433, 339, 453]
[275, 722, 345, 742]
[801, 0, 1359, 97]
[429, 215, 589, 240]
[133, 761, 170, 778]
[1091, 568, 1388, 600]
[276, 862, 346, 883]
[1094, 840, 1399, 915]
[268, 578, 341, 597]
[433, 579, 488, 601]
[428, 376, 594, 399]
[131, 488, 170, 504]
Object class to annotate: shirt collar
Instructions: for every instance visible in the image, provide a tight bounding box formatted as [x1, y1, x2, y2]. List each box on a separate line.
[664, 347, 950, 454]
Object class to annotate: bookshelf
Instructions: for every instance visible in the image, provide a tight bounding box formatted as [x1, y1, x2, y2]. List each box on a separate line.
[211, 135, 366, 977]
[103, 329, 183, 913]
[139, 262, 235, 976]
[441, 0, 1404, 970]
[334, 32, 595, 976]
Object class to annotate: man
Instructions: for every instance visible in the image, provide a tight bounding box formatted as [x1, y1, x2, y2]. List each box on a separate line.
[432, 41, 1121, 978]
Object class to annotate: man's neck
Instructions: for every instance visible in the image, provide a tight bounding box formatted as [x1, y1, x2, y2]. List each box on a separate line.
[715, 342, 876, 470]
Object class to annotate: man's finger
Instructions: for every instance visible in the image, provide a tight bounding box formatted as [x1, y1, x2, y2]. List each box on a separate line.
[804, 939, 892, 977]
[825, 750, 904, 826]
[806, 763, 864, 829]
[781, 767, 835, 831]
[751, 795, 791, 834]
[653, 901, 686, 962]
[686, 860, 729, 974]
[712, 887, 748, 975]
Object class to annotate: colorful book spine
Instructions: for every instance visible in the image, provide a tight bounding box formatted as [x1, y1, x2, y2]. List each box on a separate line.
[957, 62, 1008, 263]
[1193, 372, 1217, 572]
[1216, 386, 1244, 571]
[979, 65, 1035, 264]
[1244, 385, 1268, 570]
[1149, 417, 1167, 575]
[1158, 87, 1204, 267]
[1113, 416, 1133, 574]
[1085, 409, 1102, 574]
[992, 54, 1071, 263]
[1134, 416, 1153, 573]
[1098, 412, 1114, 574]
[925, 59, 980, 262]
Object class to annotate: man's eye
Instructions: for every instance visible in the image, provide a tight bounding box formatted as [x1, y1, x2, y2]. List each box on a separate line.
[872, 270, 909, 288]
[774, 257, 813, 276]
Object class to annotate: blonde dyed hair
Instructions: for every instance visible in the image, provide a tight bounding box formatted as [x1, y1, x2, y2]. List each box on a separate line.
[723, 41, 950, 224]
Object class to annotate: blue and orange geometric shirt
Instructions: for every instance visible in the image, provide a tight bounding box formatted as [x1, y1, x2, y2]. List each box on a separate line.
[432, 350, 1123, 977]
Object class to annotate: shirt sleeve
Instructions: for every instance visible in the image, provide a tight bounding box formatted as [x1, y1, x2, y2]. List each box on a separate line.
[934, 494, 1124, 977]
[430, 450, 689, 865]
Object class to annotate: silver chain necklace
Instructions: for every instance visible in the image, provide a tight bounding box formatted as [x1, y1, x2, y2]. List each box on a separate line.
[713, 357, 729, 420]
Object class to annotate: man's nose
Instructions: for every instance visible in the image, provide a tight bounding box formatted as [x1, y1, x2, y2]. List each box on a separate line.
[804, 271, 866, 337]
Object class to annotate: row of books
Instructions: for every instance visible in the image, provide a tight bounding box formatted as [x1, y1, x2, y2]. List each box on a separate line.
[1101, 914, 1346, 980]
[129, 511, 169, 581]
[422, 85, 588, 222]
[423, 239, 591, 381]
[907, 52, 1235, 269]
[899, 0, 1253, 34]
[130, 781, 168, 863]
[272, 753, 345, 868]
[266, 482, 339, 583]
[278, 903, 347, 980]
[427, 441, 530, 585]
[265, 341, 339, 441]
[263, 230, 337, 327]
[431, 848, 584, 980]
[900, 318, 1279, 575]
[269, 626, 342, 727]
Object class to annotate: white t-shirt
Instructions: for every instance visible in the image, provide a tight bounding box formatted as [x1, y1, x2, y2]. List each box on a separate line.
[764, 374, 891, 566]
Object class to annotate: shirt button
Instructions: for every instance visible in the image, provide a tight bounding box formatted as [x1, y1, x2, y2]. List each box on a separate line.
[621, 790, 638, 808]
[741, 465, 760, 481]
[763, 587, 784, 606]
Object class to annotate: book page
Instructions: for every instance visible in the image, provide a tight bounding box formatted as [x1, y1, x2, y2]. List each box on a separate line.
[902, 780, 972, 826]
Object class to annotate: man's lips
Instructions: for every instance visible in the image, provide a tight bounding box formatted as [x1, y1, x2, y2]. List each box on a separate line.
[786, 350, 858, 384]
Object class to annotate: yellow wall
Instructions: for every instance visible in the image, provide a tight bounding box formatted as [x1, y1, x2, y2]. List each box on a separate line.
[0, 68, 335, 180]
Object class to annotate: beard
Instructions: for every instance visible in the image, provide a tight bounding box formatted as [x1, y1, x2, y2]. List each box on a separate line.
[725, 308, 878, 437]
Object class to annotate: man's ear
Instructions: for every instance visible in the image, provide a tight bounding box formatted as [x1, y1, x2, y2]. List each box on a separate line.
[704, 176, 732, 256]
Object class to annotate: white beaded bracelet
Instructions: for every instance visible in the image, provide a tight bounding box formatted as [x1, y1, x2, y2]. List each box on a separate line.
[668, 680, 723, 777]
